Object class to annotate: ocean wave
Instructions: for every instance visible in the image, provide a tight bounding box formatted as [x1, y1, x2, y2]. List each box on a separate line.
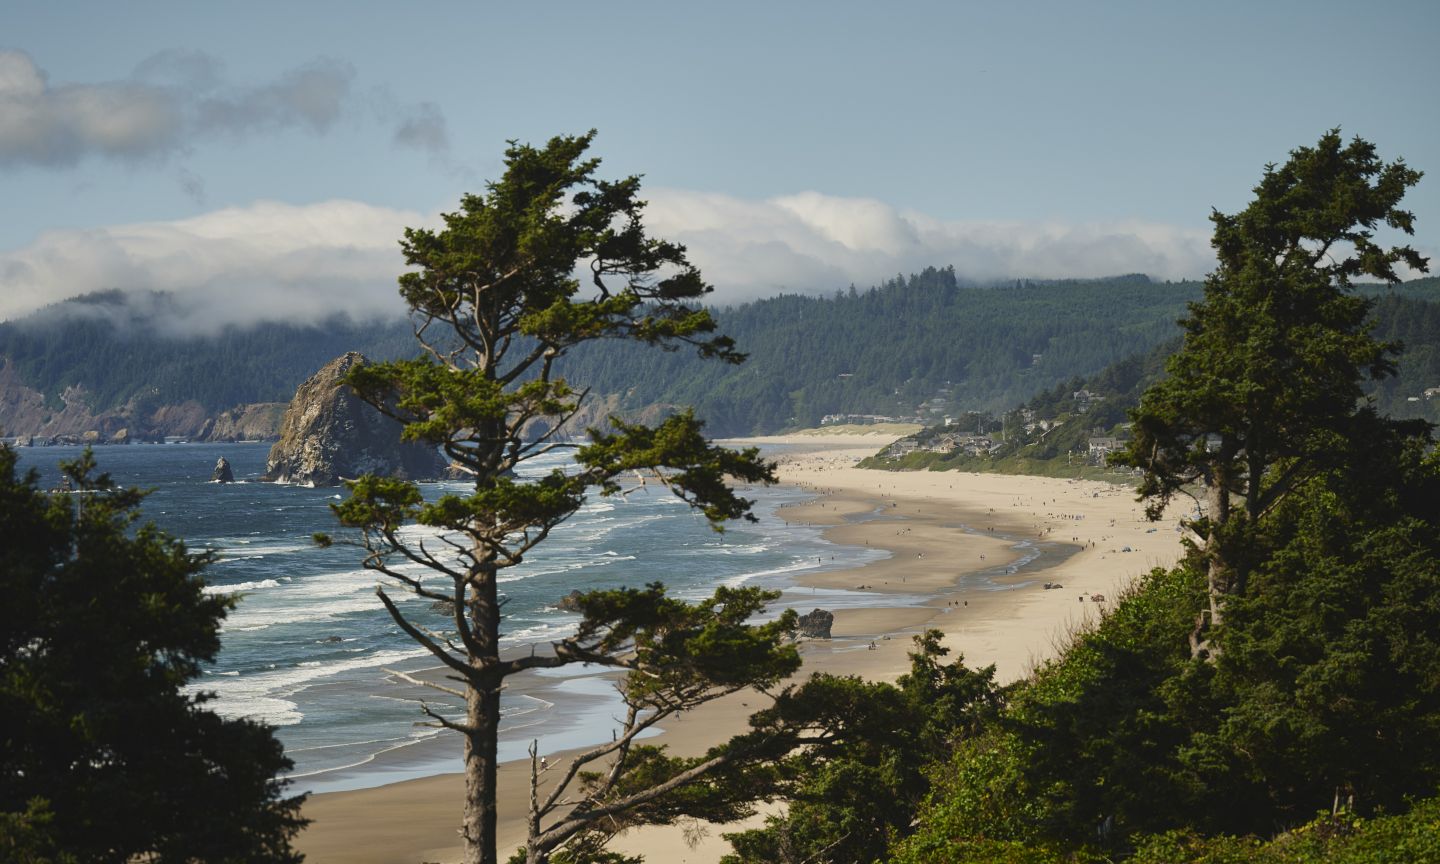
[203, 578, 281, 595]
[718, 554, 859, 589]
[503, 552, 638, 583]
[188, 646, 431, 726]
[210, 540, 314, 557]
[220, 568, 429, 630]
[502, 621, 579, 644]
[285, 728, 451, 781]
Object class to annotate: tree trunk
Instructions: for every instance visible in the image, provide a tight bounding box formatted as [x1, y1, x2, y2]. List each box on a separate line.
[1192, 466, 1232, 660]
[463, 681, 501, 864]
[463, 548, 503, 864]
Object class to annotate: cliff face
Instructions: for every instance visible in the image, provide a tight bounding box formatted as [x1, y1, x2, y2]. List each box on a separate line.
[0, 359, 284, 442]
[261, 352, 447, 487]
[197, 403, 288, 442]
[0, 361, 122, 437]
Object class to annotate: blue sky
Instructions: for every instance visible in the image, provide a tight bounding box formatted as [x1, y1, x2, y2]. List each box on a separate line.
[2, 0, 1437, 324]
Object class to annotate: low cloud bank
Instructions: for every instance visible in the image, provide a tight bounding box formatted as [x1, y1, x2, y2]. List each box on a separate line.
[0, 191, 1220, 330]
[0, 200, 422, 331]
[646, 189, 1216, 303]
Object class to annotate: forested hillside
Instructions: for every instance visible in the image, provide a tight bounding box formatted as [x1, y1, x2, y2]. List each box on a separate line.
[0, 291, 417, 416]
[4, 274, 1434, 441]
[869, 281, 1440, 476]
[0, 272, 1204, 438]
[563, 268, 1201, 434]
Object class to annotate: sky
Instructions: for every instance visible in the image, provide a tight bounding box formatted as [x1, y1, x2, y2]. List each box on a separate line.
[2, 0, 1438, 326]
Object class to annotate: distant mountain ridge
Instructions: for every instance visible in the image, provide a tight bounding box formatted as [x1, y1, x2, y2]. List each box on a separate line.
[2, 273, 1435, 441]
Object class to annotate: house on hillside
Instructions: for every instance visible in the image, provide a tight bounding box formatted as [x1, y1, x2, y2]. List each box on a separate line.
[1088, 436, 1123, 457]
[929, 434, 960, 454]
[887, 439, 920, 458]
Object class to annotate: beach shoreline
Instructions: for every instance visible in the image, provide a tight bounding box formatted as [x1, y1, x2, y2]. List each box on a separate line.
[295, 433, 1186, 863]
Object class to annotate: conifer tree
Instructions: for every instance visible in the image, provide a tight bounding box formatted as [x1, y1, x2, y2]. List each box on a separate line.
[321, 132, 799, 864]
[0, 447, 306, 862]
[1114, 130, 1428, 657]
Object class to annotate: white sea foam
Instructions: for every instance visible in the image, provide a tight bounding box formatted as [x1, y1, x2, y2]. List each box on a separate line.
[189, 646, 431, 726]
[503, 620, 579, 644]
[203, 578, 281, 595]
[720, 556, 833, 588]
[220, 567, 428, 631]
[210, 539, 313, 558]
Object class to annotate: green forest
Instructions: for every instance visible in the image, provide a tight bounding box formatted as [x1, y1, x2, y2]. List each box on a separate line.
[4, 273, 1435, 441]
[561, 270, 1202, 433]
[0, 274, 1206, 436]
[0, 291, 418, 415]
[870, 282, 1440, 477]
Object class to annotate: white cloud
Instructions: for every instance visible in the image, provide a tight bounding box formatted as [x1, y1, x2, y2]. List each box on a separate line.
[0, 191, 1219, 330]
[644, 189, 1216, 303]
[0, 50, 448, 169]
[0, 200, 426, 330]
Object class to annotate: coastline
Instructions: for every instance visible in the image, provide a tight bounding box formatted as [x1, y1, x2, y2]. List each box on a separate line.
[295, 433, 1186, 863]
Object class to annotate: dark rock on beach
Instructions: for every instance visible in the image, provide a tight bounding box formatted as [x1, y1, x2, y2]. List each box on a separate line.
[797, 608, 834, 639]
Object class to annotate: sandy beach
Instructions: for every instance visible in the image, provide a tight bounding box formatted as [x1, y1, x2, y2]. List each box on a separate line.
[295, 432, 1186, 863]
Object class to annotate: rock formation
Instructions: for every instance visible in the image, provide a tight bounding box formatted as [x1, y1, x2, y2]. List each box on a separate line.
[197, 403, 287, 442]
[261, 352, 448, 487]
[556, 590, 585, 613]
[212, 457, 235, 484]
[797, 608, 834, 639]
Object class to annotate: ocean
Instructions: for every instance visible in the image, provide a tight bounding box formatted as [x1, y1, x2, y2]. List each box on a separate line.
[14, 442, 895, 793]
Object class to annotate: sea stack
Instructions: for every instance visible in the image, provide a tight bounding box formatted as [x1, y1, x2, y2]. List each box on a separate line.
[211, 457, 235, 483]
[261, 352, 448, 487]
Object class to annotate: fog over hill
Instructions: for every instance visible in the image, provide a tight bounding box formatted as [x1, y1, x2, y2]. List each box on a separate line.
[3, 272, 1435, 441]
[0, 190, 1228, 329]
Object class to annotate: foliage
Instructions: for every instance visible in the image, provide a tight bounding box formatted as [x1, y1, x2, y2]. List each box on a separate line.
[0, 447, 306, 862]
[892, 564, 1207, 861]
[721, 631, 1002, 864]
[892, 797, 1440, 863]
[890, 135, 1440, 864]
[896, 455, 1440, 851]
[1175, 434, 1440, 831]
[1128, 797, 1440, 864]
[865, 283, 1440, 478]
[325, 132, 798, 864]
[1114, 130, 1427, 635]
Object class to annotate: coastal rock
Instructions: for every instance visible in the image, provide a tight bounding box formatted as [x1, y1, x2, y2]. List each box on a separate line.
[556, 590, 584, 613]
[261, 352, 448, 487]
[212, 457, 235, 484]
[797, 608, 834, 639]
